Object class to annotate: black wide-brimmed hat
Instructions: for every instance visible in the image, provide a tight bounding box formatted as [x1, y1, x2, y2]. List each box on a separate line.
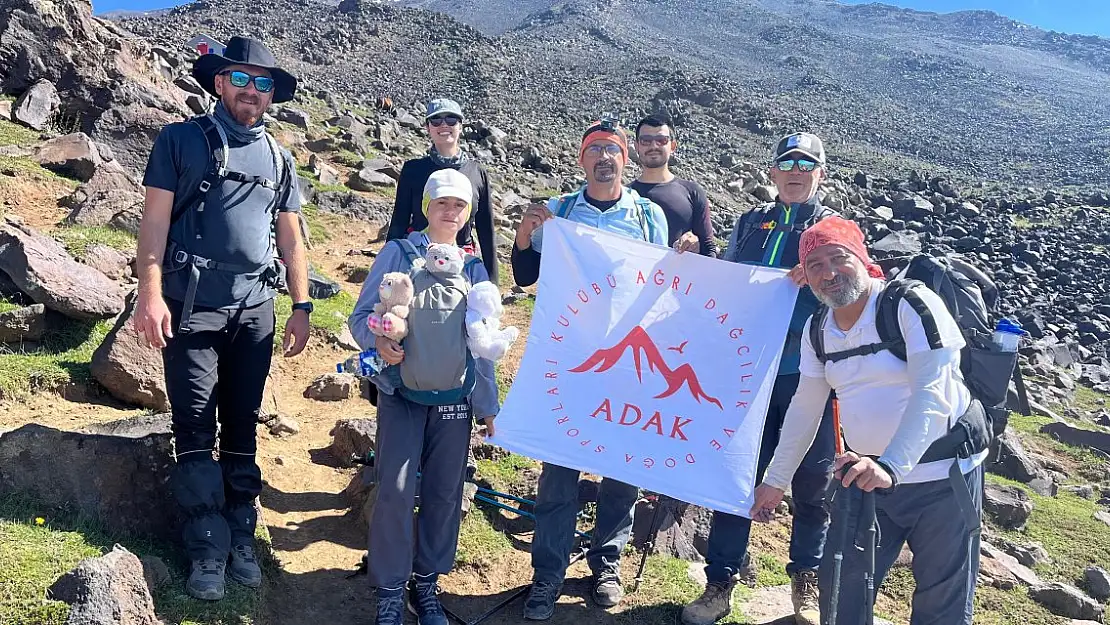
[192, 36, 298, 104]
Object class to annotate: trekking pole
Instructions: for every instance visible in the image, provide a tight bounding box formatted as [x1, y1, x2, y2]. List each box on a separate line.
[832, 398, 844, 456]
[860, 489, 877, 625]
[824, 481, 852, 625]
[633, 493, 665, 593]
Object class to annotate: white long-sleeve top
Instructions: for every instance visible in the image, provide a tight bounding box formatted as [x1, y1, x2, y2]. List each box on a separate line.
[763, 279, 986, 489]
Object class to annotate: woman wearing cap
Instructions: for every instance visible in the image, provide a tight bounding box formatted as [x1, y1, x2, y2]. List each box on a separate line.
[386, 97, 499, 286]
[350, 168, 500, 625]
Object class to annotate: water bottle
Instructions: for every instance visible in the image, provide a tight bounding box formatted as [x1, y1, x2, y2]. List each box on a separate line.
[992, 318, 1023, 352]
[337, 349, 383, 377]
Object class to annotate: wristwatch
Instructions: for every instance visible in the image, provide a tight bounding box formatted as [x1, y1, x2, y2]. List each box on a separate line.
[292, 301, 314, 314]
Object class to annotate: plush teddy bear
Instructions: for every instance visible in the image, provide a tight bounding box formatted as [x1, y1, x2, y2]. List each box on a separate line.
[424, 243, 466, 276]
[367, 272, 413, 343]
[465, 282, 520, 361]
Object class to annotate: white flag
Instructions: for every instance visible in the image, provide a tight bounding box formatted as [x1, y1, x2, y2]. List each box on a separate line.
[491, 218, 800, 516]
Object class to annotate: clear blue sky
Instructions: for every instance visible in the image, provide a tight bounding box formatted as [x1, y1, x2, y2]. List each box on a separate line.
[93, 0, 1110, 38]
[837, 0, 1110, 38]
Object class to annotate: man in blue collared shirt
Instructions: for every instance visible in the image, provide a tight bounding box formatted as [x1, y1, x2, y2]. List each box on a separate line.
[511, 117, 667, 620]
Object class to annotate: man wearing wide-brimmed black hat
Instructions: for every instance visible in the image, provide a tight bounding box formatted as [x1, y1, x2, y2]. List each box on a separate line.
[132, 35, 310, 601]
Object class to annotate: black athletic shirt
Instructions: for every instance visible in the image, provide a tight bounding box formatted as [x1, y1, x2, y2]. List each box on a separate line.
[629, 177, 718, 257]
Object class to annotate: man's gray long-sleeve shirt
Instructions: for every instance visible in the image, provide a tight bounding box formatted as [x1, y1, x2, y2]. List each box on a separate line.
[349, 232, 499, 419]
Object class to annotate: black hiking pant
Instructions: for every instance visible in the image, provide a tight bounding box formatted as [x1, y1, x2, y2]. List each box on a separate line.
[162, 297, 275, 561]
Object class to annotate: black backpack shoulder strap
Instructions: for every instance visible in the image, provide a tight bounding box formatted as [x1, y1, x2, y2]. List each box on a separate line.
[170, 115, 227, 227]
[875, 279, 944, 362]
[810, 305, 830, 365]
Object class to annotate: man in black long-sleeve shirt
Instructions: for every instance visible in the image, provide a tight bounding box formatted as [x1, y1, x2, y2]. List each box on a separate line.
[628, 113, 718, 258]
[385, 98, 498, 284]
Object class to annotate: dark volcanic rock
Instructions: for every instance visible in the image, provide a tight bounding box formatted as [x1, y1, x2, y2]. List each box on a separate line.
[0, 415, 178, 542]
[47, 545, 159, 625]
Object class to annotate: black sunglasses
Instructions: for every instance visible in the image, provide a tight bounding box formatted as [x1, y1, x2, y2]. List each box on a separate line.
[219, 70, 274, 93]
[428, 116, 461, 128]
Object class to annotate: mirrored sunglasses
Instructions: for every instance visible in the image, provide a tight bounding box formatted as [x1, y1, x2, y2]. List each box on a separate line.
[219, 70, 274, 93]
[775, 158, 819, 173]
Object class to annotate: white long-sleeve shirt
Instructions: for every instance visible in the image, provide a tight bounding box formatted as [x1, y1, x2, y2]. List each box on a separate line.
[763, 279, 986, 489]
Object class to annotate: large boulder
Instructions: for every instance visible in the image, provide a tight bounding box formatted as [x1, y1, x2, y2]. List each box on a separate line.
[11, 78, 59, 130]
[0, 218, 125, 320]
[90, 293, 169, 411]
[82, 244, 132, 281]
[988, 431, 1044, 484]
[983, 482, 1034, 530]
[0, 0, 190, 175]
[0, 303, 46, 343]
[1084, 566, 1110, 602]
[0, 414, 178, 542]
[47, 544, 160, 625]
[33, 132, 103, 181]
[304, 373, 356, 401]
[64, 158, 145, 234]
[1029, 582, 1104, 621]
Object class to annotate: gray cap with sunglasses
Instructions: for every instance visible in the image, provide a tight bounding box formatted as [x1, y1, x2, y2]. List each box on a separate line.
[773, 132, 826, 164]
[425, 98, 465, 122]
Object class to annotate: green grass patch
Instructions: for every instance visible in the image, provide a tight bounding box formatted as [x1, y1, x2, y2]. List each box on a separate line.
[0, 315, 111, 400]
[617, 555, 750, 624]
[273, 288, 356, 344]
[0, 493, 271, 625]
[1007, 412, 1108, 483]
[300, 204, 332, 244]
[314, 183, 350, 194]
[0, 118, 40, 147]
[475, 454, 539, 493]
[335, 150, 363, 168]
[754, 552, 790, 588]
[1072, 385, 1110, 413]
[454, 510, 512, 568]
[0, 296, 21, 314]
[972, 585, 1068, 625]
[0, 155, 78, 187]
[990, 474, 1110, 583]
[52, 225, 137, 258]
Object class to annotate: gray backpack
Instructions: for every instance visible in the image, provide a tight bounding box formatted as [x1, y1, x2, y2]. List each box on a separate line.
[387, 239, 482, 406]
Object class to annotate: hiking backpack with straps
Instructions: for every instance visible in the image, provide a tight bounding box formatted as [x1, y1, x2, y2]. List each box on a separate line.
[727, 201, 839, 264]
[810, 253, 1018, 530]
[383, 239, 484, 406]
[552, 188, 662, 243]
[162, 114, 291, 333]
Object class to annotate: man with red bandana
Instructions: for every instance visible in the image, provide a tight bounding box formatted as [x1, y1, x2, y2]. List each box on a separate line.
[751, 216, 985, 625]
[513, 116, 667, 620]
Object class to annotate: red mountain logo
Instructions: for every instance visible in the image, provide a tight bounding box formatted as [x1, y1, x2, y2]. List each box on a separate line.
[569, 326, 723, 409]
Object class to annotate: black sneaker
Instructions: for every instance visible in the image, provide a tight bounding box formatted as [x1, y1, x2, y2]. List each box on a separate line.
[408, 575, 448, 625]
[592, 569, 623, 607]
[228, 544, 262, 588]
[375, 586, 405, 625]
[523, 581, 561, 621]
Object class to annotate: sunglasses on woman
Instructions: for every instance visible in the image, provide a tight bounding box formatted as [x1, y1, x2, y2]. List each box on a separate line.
[219, 70, 274, 93]
[775, 158, 819, 173]
[428, 116, 461, 128]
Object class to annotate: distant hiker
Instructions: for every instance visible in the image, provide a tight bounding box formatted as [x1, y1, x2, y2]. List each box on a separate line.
[386, 98, 499, 285]
[750, 216, 985, 625]
[132, 36, 309, 601]
[628, 113, 718, 256]
[684, 132, 838, 625]
[350, 168, 500, 625]
[512, 115, 667, 620]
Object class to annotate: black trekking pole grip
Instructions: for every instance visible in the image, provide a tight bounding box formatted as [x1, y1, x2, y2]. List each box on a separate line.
[825, 481, 853, 625]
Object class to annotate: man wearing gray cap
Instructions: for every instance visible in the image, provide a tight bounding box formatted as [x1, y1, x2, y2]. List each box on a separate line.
[681, 132, 838, 625]
[387, 97, 499, 285]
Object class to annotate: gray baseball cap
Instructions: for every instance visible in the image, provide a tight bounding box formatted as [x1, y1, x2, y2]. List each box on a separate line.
[425, 97, 465, 122]
[774, 132, 826, 164]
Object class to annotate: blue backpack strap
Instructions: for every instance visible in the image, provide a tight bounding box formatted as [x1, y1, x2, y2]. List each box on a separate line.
[394, 238, 423, 271]
[634, 197, 660, 243]
[554, 192, 578, 219]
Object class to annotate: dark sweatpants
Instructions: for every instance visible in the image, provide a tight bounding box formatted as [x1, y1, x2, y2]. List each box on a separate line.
[163, 297, 274, 561]
[368, 390, 474, 589]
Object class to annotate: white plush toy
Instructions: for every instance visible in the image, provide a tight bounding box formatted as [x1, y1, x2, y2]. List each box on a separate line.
[465, 282, 520, 361]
